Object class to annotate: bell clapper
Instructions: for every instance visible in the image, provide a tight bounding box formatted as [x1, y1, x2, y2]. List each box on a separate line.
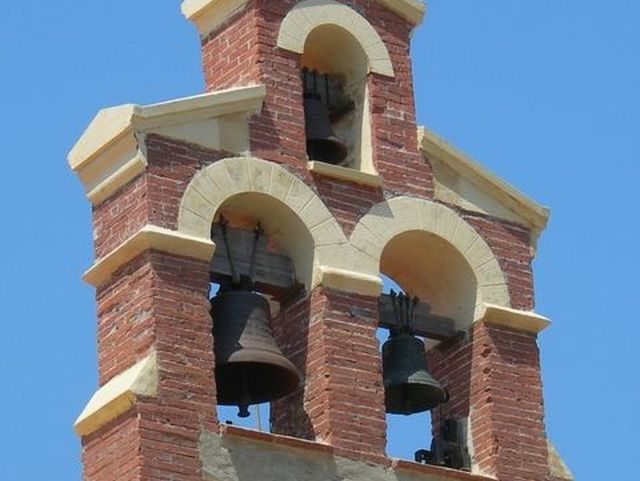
[237, 370, 251, 418]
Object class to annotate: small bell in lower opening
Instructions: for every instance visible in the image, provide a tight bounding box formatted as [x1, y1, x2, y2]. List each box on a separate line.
[211, 290, 301, 418]
[382, 331, 448, 414]
[381, 291, 448, 415]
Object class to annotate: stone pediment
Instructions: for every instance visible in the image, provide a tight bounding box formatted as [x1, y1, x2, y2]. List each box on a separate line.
[419, 127, 550, 244]
[68, 85, 265, 205]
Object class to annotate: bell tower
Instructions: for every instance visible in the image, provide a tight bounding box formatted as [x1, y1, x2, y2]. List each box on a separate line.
[69, 2, 573, 481]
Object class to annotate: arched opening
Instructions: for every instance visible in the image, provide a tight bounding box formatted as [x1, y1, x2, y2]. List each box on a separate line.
[378, 230, 478, 460]
[301, 24, 374, 173]
[208, 193, 314, 432]
[381, 230, 478, 329]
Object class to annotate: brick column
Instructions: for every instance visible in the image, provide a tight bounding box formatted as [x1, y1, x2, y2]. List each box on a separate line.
[271, 287, 386, 462]
[82, 251, 217, 481]
[430, 322, 549, 480]
[470, 322, 548, 480]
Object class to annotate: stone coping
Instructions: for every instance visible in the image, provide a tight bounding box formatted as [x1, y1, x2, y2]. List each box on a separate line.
[182, 0, 426, 39]
[478, 303, 551, 334]
[74, 351, 158, 437]
[418, 126, 550, 243]
[308, 161, 384, 188]
[69, 84, 265, 171]
[218, 425, 496, 481]
[393, 460, 496, 481]
[220, 424, 335, 454]
[319, 266, 383, 296]
[68, 85, 265, 205]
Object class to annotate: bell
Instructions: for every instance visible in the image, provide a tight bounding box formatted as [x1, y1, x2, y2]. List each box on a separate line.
[304, 93, 348, 164]
[382, 331, 448, 415]
[211, 290, 301, 417]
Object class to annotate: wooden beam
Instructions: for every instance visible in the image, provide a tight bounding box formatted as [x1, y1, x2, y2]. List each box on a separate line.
[377, 294, 458, 341]
[210, 225, 297, 290]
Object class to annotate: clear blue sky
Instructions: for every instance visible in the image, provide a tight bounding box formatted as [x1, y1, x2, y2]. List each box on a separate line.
[1, 1, 638, 480]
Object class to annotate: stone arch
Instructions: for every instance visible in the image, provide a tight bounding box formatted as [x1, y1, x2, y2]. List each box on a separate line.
[349, 197, 511, 325]
[178, 157, 346, 288]
[277, 0, 395, 77]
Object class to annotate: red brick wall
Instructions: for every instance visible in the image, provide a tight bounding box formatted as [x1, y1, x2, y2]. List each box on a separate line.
[81, 411, 142, 481]
[96, 252, 156, 384]
[271, 288, 386, 462]
[270, 290, 319, 441]
[429, 322, 548, 480]
[201, 1, 262, 91]
[313, 175, 384, 236]
[463, 212, 535, 311]
[91, 135, 228, 257]
[92, 175, 149, 259]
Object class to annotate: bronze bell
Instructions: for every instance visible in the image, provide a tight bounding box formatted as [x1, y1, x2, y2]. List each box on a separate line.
[382, 332, 448, 414]
[304, 93, 348, 164]
[211, 290, 301, 417]
[382, 292, 448, 415]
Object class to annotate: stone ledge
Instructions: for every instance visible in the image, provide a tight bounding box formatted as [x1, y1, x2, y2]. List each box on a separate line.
[207, 425, 497, 481]
[220, 425, 335, 454]
[75, 351, 158, 437]
[477, 303, 551, 333]
[319, 266, 383, 297]
[83, 225, 215, 287]
[376, 0, 426, 25]
[308, 161, 384, 187]
[393, 460, 496, 481]
[182, 0, 251, 39]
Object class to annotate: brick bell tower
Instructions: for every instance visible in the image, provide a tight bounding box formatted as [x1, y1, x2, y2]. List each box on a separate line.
[69, 1, 573, 481]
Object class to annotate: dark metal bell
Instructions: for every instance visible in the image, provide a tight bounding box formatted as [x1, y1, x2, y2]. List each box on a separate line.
[382, 331, 448, 415]
[211, 291, 301, 417]
[304, 93, 348, 164]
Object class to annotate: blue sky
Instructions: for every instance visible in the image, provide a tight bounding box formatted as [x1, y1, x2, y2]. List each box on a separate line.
[1, 1, 638, 480]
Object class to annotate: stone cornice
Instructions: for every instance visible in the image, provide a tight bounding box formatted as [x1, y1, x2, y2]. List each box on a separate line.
[181, 0, 426, 38]
[68, 85, 266, 205]
[83, 225, 215, 287]
[376, 0, 426, 24]
[477, 303, 551, 334]
[419, 127, 550, 246]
